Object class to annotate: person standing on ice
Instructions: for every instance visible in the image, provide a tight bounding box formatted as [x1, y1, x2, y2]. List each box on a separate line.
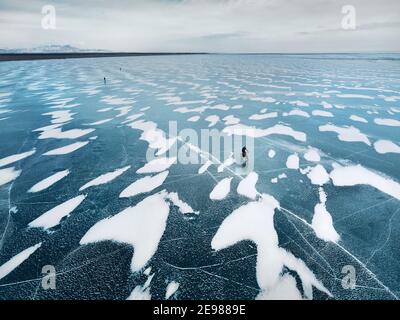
[104, 77, 106, 85]
[241, 146, 248, 167]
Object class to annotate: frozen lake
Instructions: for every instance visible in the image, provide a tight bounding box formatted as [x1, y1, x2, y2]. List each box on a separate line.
[0, 54, 399, 300]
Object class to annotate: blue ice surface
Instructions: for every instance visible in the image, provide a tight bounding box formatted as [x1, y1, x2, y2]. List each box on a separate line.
[0, 53, 399, 300]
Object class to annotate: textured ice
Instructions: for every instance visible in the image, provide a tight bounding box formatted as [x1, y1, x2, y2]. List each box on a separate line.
[2, 54, 400, 300]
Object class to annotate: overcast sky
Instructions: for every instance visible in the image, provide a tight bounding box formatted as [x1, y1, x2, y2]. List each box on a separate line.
[0, 0, 399, 52]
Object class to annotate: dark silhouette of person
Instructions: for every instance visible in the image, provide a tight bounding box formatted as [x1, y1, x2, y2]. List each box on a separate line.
[104, 77, 106, 85]
[242, 146, 247, 158]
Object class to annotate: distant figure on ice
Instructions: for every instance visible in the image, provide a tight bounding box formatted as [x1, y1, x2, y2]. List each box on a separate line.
[104, 77, 106, 85]
[241, 146, 248, 167]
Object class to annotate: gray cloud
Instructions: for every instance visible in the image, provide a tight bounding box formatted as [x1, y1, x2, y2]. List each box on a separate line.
[0, 0, 399, 52]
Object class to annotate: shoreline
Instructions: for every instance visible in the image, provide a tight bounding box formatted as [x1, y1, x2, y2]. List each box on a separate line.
[0, 52, 208, 62]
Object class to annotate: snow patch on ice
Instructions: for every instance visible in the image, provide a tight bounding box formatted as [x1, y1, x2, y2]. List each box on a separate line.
[237, 172, 258, 199]
[373, 140, 400, 154]
[0, 243, 42, 280]
[137, 157, 176, 174]
[337, 94, 374, 99]
[330, 165, 400, 200]
[374, 118, 400, 127]
[38, 128, 95, 140]
[29, 195, 86, 230]
[80, 191, 170, 271]
[304, 148, 320, 162]
[205, 115, 219, 127]
[165, 281, 180, 299]
[0, 167, 21, 186]
[79, 166, 130, 191]
[312, 110, 333, 118]
[223, 124, 306, 142]
[44, 141, 89, 155]
[268, 149, 276, 158]
[0, 149, 36, 168]
[249, 112, 278, 120]
[223, 115, 240, 125]
[198, 160, 212, 174]
[307, 165, 330, 186]
[350, 115, 368, 123]
[210, 178, 232, 200]
[28, 170, 70, 193]
[217, 154, 235, 173]
[167, 192, 198, 214]
[286, 154, 299, 170]
[187, 116, 200, 122]
[211, 195, 331, 299]
[284, 109, 310, 118]
[311, 188, 340, 243]
[319, 124, 371, 145]
[85, 118, 113, 125]
[120, 171, 168, 198]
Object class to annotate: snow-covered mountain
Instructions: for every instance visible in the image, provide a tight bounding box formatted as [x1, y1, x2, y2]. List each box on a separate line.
[0, 44, 111, 53]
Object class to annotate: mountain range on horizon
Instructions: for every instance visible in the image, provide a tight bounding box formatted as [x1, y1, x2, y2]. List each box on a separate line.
[0, 44, 111, 54]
